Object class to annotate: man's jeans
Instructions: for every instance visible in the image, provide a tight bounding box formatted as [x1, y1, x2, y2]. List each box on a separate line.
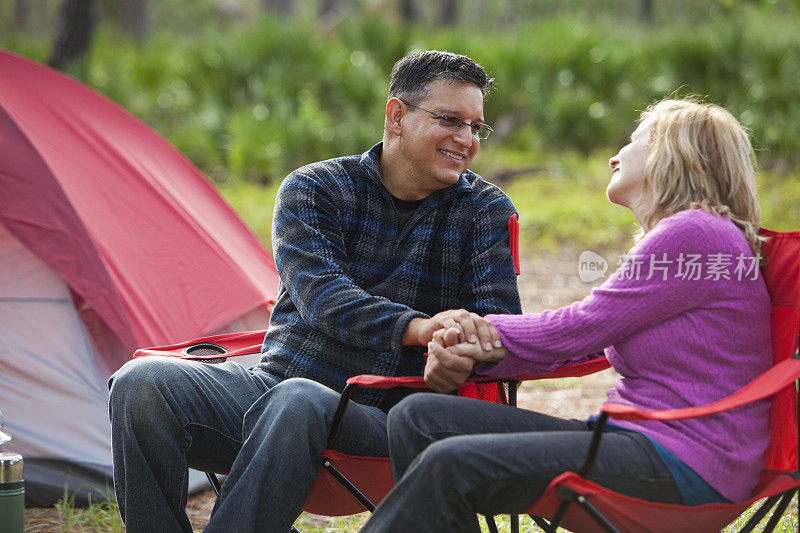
[108, 356, 388, 532]
[361, 393, 683, 533]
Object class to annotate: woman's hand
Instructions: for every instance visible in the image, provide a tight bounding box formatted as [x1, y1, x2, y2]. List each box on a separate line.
[428, 318, 506, 363]
[440, 339, 507, 364]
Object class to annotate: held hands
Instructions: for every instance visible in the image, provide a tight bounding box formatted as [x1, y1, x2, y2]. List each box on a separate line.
[403, 309, 502, 351]
[423, 322, 507, 394]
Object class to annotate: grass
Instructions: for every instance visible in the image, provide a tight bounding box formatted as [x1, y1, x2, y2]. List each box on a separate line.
[33, 494, 798, 531]
[25, 487, 123, 532]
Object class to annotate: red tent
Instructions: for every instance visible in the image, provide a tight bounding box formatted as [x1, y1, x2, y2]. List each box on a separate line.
[0, 49, 278, 504]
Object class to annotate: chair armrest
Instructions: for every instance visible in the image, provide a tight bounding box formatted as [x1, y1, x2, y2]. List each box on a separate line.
[345, 355, 612, 390]
[133, 330, 267, 360]
[330, 355, 612, 447]
[602, 356, 800, 422]
[346, 374, 430, 389]
[504, 356, 612, 381]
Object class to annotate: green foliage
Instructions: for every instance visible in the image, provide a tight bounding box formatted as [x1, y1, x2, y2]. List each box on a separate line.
[217, 179, 283, 251]
[496, 152, 638, 252]
[4, 4, 800, 186]
[759, 171, 800, 232]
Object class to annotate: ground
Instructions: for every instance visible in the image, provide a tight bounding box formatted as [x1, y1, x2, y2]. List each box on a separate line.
[24, 248, 619, 531]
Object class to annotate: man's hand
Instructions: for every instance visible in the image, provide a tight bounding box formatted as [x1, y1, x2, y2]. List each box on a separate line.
[423, 327, 475, 393]
[423, 324, 508, 393]
[402, 309, 502, 351]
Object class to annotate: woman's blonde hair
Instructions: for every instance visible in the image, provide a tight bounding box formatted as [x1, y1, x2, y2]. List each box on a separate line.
[638, 98, 762, 254]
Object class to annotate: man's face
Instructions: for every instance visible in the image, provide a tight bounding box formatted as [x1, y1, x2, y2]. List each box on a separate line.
[397, 79, 484, 197]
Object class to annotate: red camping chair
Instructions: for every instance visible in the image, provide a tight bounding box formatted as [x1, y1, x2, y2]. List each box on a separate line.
[489, 227, 800, 533]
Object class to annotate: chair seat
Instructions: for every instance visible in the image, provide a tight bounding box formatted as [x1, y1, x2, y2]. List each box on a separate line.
[527, 469, 800, 533]
[303, 450, 392, 516]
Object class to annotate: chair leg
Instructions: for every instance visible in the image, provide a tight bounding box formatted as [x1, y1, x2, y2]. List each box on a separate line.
[575, 495, 622, 533]
[322, 459, 377, 512]
[484, 515, 499, 533]
[510, 513, 519, 533]
[549, 486, 576, 530]
[205, 472, 222, 496]
[531, 515, 552, 532]
[738, 494, 780, 532]
[551, 487, 621, 533]
[759, 491, 795, 532]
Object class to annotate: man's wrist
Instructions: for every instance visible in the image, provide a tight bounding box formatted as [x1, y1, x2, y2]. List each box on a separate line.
[401, 317, 428, 346]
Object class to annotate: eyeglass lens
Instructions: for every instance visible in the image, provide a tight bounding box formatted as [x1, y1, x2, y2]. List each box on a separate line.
[438, 118, 491, 139]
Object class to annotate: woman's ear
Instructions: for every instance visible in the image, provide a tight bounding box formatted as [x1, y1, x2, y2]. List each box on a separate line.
[385, 97, 405, 137]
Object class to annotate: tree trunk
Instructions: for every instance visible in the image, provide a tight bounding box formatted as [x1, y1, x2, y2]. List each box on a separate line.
[262, 0, 293, 16]
[14, 0, 30, 30]
[438, 0, 457, 26]
[640, 0, 654, 24]
[320, 0, 352, 18]
[399, 0, 419, 23]
[49, 0, 98, 69]
[121, 0, 149, 41]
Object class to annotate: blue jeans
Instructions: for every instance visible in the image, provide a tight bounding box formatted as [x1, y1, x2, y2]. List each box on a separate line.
[108, 357, 388, 532]
[361, 393, 682, 533]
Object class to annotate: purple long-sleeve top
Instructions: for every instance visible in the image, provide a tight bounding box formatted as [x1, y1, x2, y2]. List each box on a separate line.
[478, 209, 772, 501]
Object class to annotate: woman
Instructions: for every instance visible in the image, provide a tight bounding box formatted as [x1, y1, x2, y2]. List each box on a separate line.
[360, 99, 771, 532]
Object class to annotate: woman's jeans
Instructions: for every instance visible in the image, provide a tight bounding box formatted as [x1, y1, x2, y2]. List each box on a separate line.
[361, 393, 683, 533]
[108, 356, 388, 533]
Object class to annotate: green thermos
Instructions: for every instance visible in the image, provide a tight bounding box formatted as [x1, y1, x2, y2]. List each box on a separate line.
[0, 424, 24, 533]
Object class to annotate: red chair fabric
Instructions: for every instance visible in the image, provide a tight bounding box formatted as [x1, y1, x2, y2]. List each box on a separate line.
[526, 469, 800, 533]
[133, 330, 265, 361]
[518, 228, 800, 532]
[306, 451, 394, 516]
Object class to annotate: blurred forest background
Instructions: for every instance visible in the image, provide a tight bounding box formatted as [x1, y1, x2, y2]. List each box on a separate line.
[2, 0, 799, 253]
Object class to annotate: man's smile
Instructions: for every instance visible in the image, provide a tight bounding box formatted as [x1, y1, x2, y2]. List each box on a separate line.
[439, 149, 465, 161]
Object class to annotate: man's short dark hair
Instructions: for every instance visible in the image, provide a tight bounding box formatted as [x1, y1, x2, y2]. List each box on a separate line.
[389, 50, 493, 103]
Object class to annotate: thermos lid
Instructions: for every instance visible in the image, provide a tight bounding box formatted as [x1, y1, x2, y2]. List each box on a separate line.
[0, 452, 23, 483]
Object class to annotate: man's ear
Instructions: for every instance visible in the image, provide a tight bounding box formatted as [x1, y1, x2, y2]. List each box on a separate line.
[385, 97, 405, 136]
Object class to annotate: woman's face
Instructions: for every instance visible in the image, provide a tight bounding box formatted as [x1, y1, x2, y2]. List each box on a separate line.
[607, 118, 651, 213]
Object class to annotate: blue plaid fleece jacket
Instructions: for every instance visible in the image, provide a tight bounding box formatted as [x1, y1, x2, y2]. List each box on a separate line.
[256, 143, 522, 411]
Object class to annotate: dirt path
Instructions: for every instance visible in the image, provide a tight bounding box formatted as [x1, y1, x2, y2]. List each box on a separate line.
[24, 248, 619, 531]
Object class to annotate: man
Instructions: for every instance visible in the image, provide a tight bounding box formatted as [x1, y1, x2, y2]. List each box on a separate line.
[108, 50, 521, 532]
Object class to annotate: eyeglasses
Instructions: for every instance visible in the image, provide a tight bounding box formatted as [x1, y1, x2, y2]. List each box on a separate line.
[400, 99, 493, 140]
